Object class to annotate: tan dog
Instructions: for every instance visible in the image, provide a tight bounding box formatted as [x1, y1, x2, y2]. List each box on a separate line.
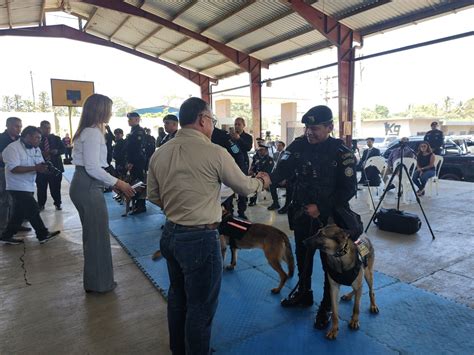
[305, 223, 379, 340]
[152, 215, 295, 294]
[220, 217, 295, 294]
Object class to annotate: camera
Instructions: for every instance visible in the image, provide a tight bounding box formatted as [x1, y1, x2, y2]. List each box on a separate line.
[45, 161, 62, 176]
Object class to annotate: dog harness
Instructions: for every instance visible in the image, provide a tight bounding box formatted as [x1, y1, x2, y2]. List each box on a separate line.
[327, 238, 369, 286]
[218, 215, 252, 248]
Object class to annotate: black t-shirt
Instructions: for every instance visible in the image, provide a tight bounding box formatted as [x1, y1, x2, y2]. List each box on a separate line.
[0, 130, 18, 168]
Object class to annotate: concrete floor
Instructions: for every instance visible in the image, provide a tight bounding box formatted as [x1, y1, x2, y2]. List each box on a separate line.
[0, 174, 473, 354]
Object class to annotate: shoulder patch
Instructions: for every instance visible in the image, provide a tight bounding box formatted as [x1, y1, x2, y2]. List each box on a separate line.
[280, 151, 291, 160]
[342, 158, 355, 165]
[344, 167, 354, 177]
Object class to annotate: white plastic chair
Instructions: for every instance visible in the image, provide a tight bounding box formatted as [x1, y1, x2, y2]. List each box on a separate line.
[426, 155, 444, 196]
[392, 157, 417, 204]
[363, 156, 386, 210]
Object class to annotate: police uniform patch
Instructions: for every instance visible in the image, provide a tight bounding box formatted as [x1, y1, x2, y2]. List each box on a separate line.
[342, 158, 355, 165]
[280, 151, 291, 160]
[344, 167, 354, 177]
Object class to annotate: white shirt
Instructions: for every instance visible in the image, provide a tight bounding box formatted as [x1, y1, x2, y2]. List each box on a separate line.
[72, 127, 118, 187]
[3, 139, 44, 192]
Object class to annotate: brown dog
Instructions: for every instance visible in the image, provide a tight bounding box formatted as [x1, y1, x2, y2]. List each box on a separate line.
[151, 215, 295, 294]
[305, 223, 379, 340]
[220, 216, 295, 294]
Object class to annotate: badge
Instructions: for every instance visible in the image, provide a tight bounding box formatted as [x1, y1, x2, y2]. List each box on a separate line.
[344, 167, 354, 177]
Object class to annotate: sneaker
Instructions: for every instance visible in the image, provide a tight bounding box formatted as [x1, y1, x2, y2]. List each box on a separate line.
[15, 226, 32, 233]
[281, 289, 313, 308]
[278, 206, 288, 214]
[55, 205, 62, 211]
[237, 213, 248, 220]
[38, 231, 60, 244]
[267, 203, 280, 211]
[0, 236, 24, 245]
[314, 306, 332, 329]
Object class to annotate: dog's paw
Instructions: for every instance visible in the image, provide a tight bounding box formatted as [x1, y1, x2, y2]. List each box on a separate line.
[151, 250, 162, 261]
[370, 305, 380, 314]
[271, 288, 281, 294]
[325, 328, 338, 340]
[224, 265, 235, 271]
[341, 294, 353, 302]
[349, 319, 360, 330]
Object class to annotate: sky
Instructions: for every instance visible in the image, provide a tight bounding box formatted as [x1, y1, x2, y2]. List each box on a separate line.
[0, 6, 473, 118]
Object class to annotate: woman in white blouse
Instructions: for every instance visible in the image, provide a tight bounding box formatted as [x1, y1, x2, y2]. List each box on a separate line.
[69, 94, 134, 294]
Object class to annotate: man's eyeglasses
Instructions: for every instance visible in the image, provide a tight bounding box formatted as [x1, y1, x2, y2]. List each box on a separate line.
[202, 113, 218, 126]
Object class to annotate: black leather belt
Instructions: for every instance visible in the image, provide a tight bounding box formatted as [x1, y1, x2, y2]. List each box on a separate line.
[166, 221, 220, 231]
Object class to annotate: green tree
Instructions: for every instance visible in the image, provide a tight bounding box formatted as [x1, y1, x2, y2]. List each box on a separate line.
[112, 96, 135, 117]
[374, 104, 389, 118]
[23, 99, 36, 112]
[1, 95, 15, 111]
[13, 94, 24, 111]
[37, 91, 51, 112]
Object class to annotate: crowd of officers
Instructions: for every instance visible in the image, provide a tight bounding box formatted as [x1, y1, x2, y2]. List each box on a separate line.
[107, 113, 179, 214]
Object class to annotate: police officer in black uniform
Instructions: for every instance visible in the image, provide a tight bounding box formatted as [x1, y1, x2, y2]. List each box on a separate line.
[158, 114, 179, 147]
[423, 121, 444, 155]
[126, 112, 147, 214]
[248, 144, 274, 206]
[211, 126, 248, 215]
[270, 105, 357, 329]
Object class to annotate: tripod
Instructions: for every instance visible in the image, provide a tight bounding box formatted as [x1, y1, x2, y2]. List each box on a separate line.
[365, 145, 435, 240]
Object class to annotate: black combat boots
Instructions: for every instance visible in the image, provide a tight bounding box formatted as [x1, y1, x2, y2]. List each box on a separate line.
[281, 288, 313, 307]
[314, 304, 331, 329]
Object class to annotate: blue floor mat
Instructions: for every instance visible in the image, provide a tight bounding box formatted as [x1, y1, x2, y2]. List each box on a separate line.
[103, 193, 474, 354]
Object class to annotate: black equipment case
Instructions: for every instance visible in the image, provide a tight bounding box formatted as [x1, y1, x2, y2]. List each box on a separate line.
[374, 208, 422, 235]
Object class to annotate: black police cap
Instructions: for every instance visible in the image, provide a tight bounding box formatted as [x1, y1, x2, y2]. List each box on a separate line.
[127, 112, 140, 119]
[163, 114, 178, 122]
[301, 105, 333, 126]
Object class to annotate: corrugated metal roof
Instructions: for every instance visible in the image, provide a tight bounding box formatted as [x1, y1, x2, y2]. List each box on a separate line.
[0, 0, 472, 80]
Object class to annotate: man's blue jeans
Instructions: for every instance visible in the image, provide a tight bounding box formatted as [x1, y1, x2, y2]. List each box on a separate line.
[160, 222, 223, 355]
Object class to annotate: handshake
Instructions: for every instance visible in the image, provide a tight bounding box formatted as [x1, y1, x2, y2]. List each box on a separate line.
[255, 172, 271, 189]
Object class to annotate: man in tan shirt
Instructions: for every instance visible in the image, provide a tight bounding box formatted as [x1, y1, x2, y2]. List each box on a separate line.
[147, 97, 270, 355]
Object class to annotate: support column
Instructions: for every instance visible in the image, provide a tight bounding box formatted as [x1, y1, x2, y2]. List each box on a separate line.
[338, 42, 356, 147]
[281, 102, 297, 145]
[200, 77, 210, 104]
[250, 59, 262, 141]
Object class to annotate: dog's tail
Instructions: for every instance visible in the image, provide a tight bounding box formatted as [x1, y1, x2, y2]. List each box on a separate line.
[282, 234, 295, 278]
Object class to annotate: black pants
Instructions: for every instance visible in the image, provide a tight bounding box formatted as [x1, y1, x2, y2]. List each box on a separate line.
[36, 172, 62, 207]
[293, 214, 331, 310]
[270, 184, 279, 205]
[130, 163, 146, 209]
[65, 148, 72, 160]
[2, 191, 48, 239]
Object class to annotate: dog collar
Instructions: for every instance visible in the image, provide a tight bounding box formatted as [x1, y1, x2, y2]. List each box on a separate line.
[333, 240, 349, 258]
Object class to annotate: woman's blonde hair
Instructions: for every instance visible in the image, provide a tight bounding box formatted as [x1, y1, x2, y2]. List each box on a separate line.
[73, 94, 113, 141]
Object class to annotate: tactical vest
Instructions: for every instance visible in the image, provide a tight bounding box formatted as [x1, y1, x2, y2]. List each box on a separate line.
[293, 137, 342, 211]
